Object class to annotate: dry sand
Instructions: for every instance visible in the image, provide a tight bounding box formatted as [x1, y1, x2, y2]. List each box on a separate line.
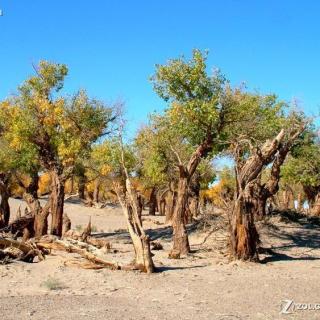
[1, 198, 320, 320]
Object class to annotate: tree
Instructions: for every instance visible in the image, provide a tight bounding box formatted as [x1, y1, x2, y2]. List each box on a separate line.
[136, 118, 215, 221]
[151, 50, 230, 257]
[1, 61, 115, 236]
[281, 131, 320, 215]
[225, 90, 306, 260]
[103, 120, 154, 273]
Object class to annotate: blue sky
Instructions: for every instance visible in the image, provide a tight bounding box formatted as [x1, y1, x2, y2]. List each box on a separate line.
[0, 0, 319, 137]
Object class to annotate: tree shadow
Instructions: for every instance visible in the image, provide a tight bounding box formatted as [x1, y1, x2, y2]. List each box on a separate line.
[259, 220, 320, 263]
[155, 264, 207, 272]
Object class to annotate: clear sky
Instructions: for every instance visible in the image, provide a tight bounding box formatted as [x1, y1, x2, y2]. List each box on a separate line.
[0, 0, 319, 137]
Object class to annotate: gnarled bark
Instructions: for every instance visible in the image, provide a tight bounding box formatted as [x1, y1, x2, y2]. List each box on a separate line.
[231, 127, 304, 260]
[231, 130, 285, 260]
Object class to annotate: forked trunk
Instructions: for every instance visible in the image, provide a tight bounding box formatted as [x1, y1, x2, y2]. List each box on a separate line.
[114, 179, 154, 273]
[230, 129, 296, 261]
[50, 170, 65, 237]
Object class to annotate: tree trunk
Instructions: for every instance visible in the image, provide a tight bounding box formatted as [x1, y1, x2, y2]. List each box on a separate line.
[26, 171, 39, 199]
[230, 191, 259, 261]
[148, 187, 157, 216]
[69, 176, 74, 194]
[169, 173, 190, 258]
[311, 193, 320, 215]
[159, 197, 166, 216]
[165, 190, 176, 223]
[296, 192, 303, 212]
[93, 178, 100, 203]
[78, 170, 86, 200]
[114, 179, 154, 273]
[169, 139, 212, 257]
[230, 129, 291, 261]
[23, 192, 50, 238]
[0, 174, 10, 228]
[187, 173, 200, 222]
[50, 170, 65, 237]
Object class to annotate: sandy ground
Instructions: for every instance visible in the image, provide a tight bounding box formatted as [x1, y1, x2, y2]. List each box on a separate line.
[1, 198, 320, 320]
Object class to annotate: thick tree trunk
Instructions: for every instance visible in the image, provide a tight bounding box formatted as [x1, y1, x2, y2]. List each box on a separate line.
[230, 129, 293, 261]
[230, 191, 259, 261]
[169, 174, 190, 258]
[148, 187, 157, 216]
[169, 139, 212, 257]
[50, 170, 65, 237]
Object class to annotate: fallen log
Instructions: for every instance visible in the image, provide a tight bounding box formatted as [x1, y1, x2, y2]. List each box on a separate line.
[0, 237, 46, 262]
[35, 237, 120, 270]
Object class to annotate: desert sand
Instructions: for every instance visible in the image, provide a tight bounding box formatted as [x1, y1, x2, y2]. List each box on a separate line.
[1, 198, 320, 320]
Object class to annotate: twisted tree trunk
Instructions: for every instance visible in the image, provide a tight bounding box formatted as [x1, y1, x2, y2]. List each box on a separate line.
[231, 127, 304, 260]
[231, 130, 286, 260]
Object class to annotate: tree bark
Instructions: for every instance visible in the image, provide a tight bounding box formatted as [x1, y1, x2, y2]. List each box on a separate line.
[165, 189, 176, 223]
[170, 138, 212, 257]
[26, 171, 39, 199]
[0, 174, 10, 228]
[148, 186, 158, 216]
[114, 179, 154, 273]
[23, 192, 51, 238]
[50, 169, 65, 237]
[170, 170, 190, 258]
[230, 188, 259, 261]
[311, 193, 320, 215]
[78, 169, 86, 200]
[93, 178, 100, 203]
[231, 129, 286, 260]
